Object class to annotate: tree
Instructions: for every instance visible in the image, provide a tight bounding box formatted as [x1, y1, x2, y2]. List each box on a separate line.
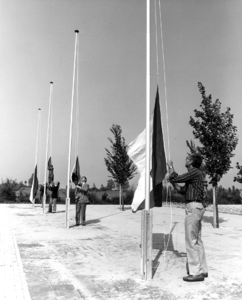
[0, 179, 18, 202]
[189, 82, 238, 227]
[106, 179, 115, 190]
[104, 124, 137, 210]
[99, 184, 106, 191]
[92, 183, 98, 191]
[234, 162, 242, 183]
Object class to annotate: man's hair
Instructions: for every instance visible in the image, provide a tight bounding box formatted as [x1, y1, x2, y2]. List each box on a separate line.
[81, 176, 87, 182]
[189, 153, 203, 168]
[190, 153, 203, 168]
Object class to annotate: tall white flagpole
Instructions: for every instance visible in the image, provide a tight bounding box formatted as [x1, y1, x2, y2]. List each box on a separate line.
[66, 30, 79, 229]
[141, 0, 152, 281]
[43, 82, 53, 213]
[145, 0, 151, 212]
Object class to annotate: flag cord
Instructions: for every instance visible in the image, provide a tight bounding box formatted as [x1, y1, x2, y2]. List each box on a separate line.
[155, 0, 173, 255]
[163, 183, 173, 254]
[158, 0, 171, 160]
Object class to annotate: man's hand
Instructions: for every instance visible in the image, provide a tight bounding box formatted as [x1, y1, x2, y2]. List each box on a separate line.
[166, 159, 173, 168]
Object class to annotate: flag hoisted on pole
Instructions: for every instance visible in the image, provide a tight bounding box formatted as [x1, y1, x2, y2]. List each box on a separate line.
[71, 156, 80, 184]
[43, 82, 53, 213]
[30, 109, 41, 205]
[128, 88, 166, 212]
[66, 30, 79, 229]
[48, 156, 54, 184]
[29, 165, 39, 204]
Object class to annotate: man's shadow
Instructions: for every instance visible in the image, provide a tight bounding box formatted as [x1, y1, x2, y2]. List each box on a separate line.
[202, 215, 228, 226]
[69, 219, 101, 228]
[152, 223, 186, 278]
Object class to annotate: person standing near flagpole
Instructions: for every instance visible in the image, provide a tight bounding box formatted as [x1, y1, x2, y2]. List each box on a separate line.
[167, 153, 208, 282]
[74, 176, 89, 226]
[48, 181, 60, 213]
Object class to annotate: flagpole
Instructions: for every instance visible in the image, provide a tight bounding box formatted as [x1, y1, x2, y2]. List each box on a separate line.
[43, 82, 53, 214]
[32, 108, 41, 208]
[66, 30, 79, 229]
[145, 0, 151, 212]
[141, 0, 152, 281]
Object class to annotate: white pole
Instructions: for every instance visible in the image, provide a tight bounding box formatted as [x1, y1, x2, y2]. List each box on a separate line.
[141, 0, 152, 282]
[145, 0, 150, 211]
[66, 30, 79, 229]
[43, 82, 53, 213]
[35, 109, 41, 166]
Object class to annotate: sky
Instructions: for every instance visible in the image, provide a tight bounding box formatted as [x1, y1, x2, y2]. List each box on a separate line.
[0, 0, 242, 190]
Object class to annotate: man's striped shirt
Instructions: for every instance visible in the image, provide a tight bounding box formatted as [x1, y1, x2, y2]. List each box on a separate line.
[169, 168, 204, 202]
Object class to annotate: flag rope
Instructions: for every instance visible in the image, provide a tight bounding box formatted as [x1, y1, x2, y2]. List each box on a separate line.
[158, 0, 171, 161]
[154, 0, 173, 257]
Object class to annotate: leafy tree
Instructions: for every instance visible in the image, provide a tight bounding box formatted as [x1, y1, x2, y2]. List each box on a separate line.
[234, 162, 242, 183]
[106, 179, 115, 190]
[0, 179, 18, 202]
[104, 124, 137, 210]
[99, 184, 106, 191]
[189, 82, 238, 227]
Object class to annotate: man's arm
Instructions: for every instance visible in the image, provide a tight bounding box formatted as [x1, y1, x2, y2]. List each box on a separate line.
[76, 184, 89, 192]
[166, 159, 185, 194]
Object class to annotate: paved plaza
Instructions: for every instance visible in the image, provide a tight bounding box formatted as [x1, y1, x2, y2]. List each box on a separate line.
[0, 203, 242, 300]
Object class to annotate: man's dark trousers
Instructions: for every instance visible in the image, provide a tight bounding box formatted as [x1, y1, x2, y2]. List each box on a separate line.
[76, 202, 86, 225]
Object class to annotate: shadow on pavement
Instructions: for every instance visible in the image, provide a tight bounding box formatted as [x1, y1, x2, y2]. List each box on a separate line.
[203, 215, 228, 225]
[152, 222, 186, 278]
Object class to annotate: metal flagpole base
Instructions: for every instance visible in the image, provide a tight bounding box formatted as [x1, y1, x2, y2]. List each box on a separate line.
[66, 197, 70, 229]
[141, 210, 153, 280]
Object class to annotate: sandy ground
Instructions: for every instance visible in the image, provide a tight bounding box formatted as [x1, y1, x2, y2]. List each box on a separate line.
[3, 203, 242, 300]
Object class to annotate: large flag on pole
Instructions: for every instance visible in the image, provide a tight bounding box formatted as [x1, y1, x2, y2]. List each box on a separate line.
[29, 165, 39, 203]
[128, 87, 167, 212]
[71, 156, 80, 183]
[47, 156, 54, 184]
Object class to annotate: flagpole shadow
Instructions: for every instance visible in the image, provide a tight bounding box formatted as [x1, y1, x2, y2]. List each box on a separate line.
[152, 222, 186, 278]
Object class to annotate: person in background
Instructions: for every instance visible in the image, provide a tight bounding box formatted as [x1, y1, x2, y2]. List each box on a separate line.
[48, 181, 60, 213]
[167, 153, 208, 282]
[39, 184, 44, 207]
[75, 176, 89, 226]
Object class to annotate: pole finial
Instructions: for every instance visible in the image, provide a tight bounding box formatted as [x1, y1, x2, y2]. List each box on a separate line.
[38, 108, 41, 110]
[75, 30, 79, 33]
[50, 81, 53, 84]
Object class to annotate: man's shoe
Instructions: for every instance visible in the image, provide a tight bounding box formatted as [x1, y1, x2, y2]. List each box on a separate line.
[183, 274, 204, 282]
[81, 223, 86, 226]
[203, 273, 208, 278]
[76, 224, 80, 226]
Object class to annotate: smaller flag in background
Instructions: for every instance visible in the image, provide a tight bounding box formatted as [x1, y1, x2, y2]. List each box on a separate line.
[127, 87, 166, 212]
[71, 156, 80, 184]
[29, 165, 39, 203]
[47, 156, 54, 184]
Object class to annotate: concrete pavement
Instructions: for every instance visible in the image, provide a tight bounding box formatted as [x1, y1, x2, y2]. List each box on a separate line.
[1, 203, 242, 300]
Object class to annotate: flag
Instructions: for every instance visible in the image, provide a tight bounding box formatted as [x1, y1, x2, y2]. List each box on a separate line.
[71, 156, 80, 183]
[29, 164, 39, 203]
[47, 156, 54, 184]
[151, 88, 167, 207]
[127, 87, 167, 212]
